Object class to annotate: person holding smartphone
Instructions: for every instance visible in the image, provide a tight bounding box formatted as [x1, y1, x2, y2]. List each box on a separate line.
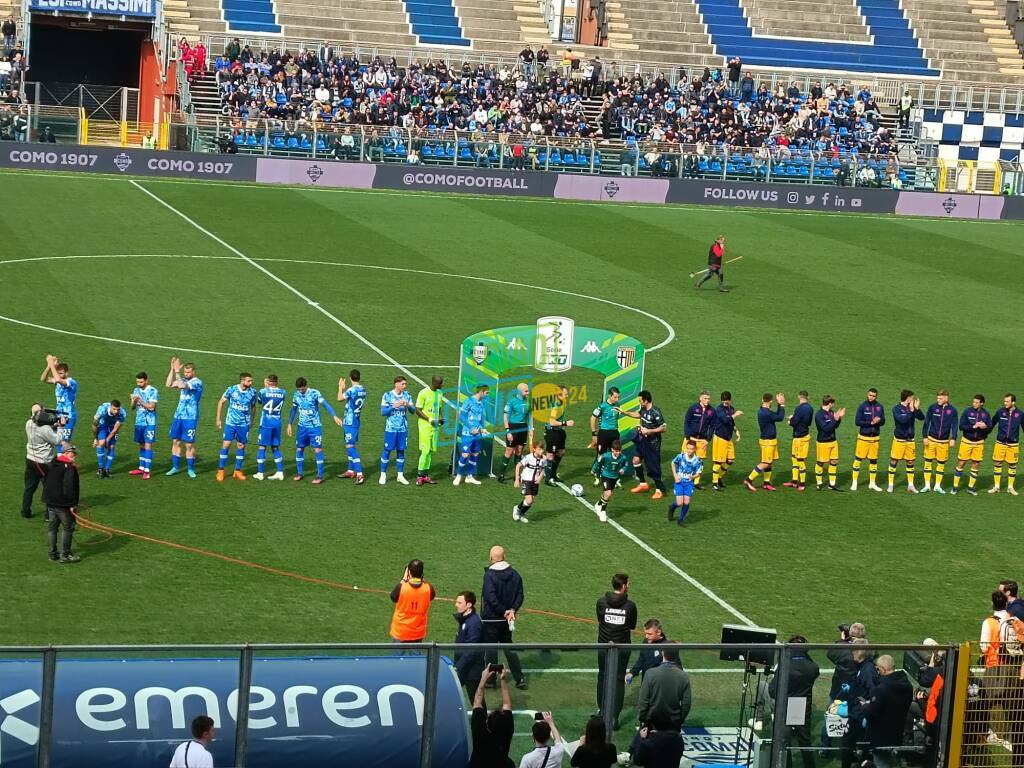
[470, 666, 514, 768]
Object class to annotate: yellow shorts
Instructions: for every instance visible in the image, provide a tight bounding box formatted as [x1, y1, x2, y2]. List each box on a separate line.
[957, 439, 985, 463]
[994, 442, 1020, 465]
[816, 441, 839, 463]
[854, 435, 880, 461]
[684, 438, 709, 460]
[890, 439, 916, 462]
[759, 439, 779, 465]
[712, 436, 735, 464]
[791, 435, 810, 461]
[923, 437, 951, 462]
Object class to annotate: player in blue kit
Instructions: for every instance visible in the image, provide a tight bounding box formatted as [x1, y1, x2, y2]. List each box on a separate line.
[337, 370, 367, 484]
[254, 375, 287, 481]
[287, 377, 342, 485]
[92, 400, 125, 477]
[129, 372, 159, 479]
[669, 440, 703, 526]
[165, 357, 204, 478]
[379, 376, 416, 485]
[454, 385, 490, 486]
[41, 355, 78, 453]
[215, 372, 258, 482]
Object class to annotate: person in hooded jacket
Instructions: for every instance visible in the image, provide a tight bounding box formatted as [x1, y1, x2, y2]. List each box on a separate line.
[482, 545, 527, 689]
[863, 655, 913, 768]
[596, 573, 637, 728]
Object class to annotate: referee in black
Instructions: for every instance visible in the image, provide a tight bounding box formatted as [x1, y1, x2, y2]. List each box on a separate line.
[695, 234, 728, 292]
[621, 390, 668, 499]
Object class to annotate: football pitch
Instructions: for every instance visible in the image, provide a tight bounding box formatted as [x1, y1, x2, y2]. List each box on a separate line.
[1, 171, 1022, 745]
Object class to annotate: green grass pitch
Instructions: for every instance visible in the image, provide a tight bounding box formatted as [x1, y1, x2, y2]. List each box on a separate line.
[1, 171, 1022, 751]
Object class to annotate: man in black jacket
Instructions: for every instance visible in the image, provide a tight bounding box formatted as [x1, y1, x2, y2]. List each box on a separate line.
[481, 545, 526, 689]
[632, 713, 684, 768]
[43, 446, 80, 563]
[454, 590, 485, 699]
[626, 618, 669, 684]
[863, 655, 913, 768]
[596, 573, 637, 728]
[825, 622, 865, 750]
[769, 636, 820, 768]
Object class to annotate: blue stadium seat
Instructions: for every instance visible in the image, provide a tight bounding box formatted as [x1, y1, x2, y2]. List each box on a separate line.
[403, 0, 470, 45]
[220, 0, 281, 33]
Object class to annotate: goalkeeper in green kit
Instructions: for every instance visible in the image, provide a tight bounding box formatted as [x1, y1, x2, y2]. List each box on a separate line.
[414, 376, 445, 486]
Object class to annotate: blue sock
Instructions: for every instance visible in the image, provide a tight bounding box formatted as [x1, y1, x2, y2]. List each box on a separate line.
[138, 449, 146, 470]
[668, 503, 678, 519]
[396, 450, 405, 474]
[235, 447, 245, 471]
[96, 445, 106, 467]
[296, 448, 305, 476]
[218, 447, 229, 470]
[105, 446, 115, 471]
[172, 453, 181, 470]
[347, 445, 362, 473]
[257, 447, 266, 473]
[141, 449, 151, 471]
[315, 452, 325, 479]
[186, 456, 195, 472]
[467, 454, 478, 475]
[273, 449, 283, 472]
[457, 456, 467, 475]
[380, 452, 390, 473]
[678, 503, 690, 523]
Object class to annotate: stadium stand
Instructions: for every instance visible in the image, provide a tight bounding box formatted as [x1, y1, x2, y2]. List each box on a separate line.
[220, 0, 281, 34]
[405, 0, 470, 46]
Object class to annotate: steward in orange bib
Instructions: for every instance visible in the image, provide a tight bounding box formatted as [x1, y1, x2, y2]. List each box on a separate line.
[390, 559, 436, 643]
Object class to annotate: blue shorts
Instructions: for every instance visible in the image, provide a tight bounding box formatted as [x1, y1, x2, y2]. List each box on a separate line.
[674, 481, 695, 498]
[169, 417, 198, 444]
[258, 424, 282, 446]
[59, 414, 77, 443]
[383, 430, 408, 453]
[97, 427, 120, 446]
[460, 435, 481, 455]
[223, 424, 251, 444]
[296, 426, 323, 449]
[134, 424, 157, 444]
[344, 423, 361, 446]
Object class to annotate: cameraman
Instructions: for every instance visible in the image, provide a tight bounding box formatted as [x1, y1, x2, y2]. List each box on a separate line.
[43, 443, 81, 563]
[22, 404, 62, 519]
[632, 713, 684, 768]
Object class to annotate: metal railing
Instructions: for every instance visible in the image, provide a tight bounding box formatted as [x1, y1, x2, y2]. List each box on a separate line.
[24, 82, 141, 123]
[169, 30, 1024, 113]
[1, 641, 958, 768]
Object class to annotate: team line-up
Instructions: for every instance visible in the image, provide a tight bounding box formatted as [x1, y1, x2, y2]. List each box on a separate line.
[39, 355, 1024, 523]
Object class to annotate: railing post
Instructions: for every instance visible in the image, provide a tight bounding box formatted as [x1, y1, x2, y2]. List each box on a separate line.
[600, 644, 620, 737]
[36, 647, 56, 768]
[234, 644, 253, 768]
[769, 644, 791, 768]
[419, 644, 441, 768]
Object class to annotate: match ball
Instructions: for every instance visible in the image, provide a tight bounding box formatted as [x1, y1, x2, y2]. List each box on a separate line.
[570, 484, 585, 497]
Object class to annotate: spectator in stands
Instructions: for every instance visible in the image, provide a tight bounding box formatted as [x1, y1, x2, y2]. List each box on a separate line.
[2, 16, 14, 58]
[454, 590, 485, 699]
[626, 619, 670, 685]
[519, 45, 535, 78]
[999, 580, 1024, 620]
[631, 713, 684, 768]
[141, 131, 155, 149]
[898, 90, 915, 130]
[769, 636, 820, 768]
[560, 47, 575, 79]
[470, 667, 514, 768]
[39, 125, 55, 143]
[225, 37, 240, 63]
[571, 716, 617, 768]
[863, 655, 913, 768]
[740, 72, 754, 102]
[537, 45, 549, 75]
[366, 129, 384, 162]
[726, 56, 741, 95]
[637, 648, 691, 731]
[318, 40, 333, 72]
[520, 713, 565, 768]
[619, 141, 636, 176]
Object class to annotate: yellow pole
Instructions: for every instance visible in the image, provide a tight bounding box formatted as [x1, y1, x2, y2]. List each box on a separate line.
[994, 164, 1002, 195]
[938, 160, 947, 192]
[120, 121, 128, 147]
[82, 117, 89, 145]
[946, 641, 973, 768]
[967, 160, 976, 194]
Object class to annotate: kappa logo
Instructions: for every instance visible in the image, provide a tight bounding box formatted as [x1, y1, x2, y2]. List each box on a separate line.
[616, 346, 636, 369]
[0, 688, 41, 761]
[472, 341, 488, 364]
[942, 197, 957, 214]
[506, 337, 525, 352]
[112, 152, 132, 172]
[306, 164, 324, 183]
[580, 340, 600, 354]
[603, 181, 620, 198]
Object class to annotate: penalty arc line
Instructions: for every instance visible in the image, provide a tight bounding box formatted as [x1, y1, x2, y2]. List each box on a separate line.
[129, 179, 757, 631]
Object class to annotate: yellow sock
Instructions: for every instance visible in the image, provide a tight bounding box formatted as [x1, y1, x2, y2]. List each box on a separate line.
[713, 463, 721, 485]
[923, 460, 933, 486]
[791, 461, 799, 482]
[798, 460, 807, 484]
[815, 462, 824, 485]
[1010, 465, 1018, 490]
[747, 468, 760, 482]
[888, 465, 896, 486]
[953, 472, 962, 489]
[851, 459, 861, 483]
[694, 473, 702, 487]
[935, 462, 945, 484]
[994, 465, 1003, 489]
[969, 470, 978, 489]
[764, 469, 772, 484]
[828, 464, 837, 486]
[869, 462, 877, 484]
[907, 466, 915, 485]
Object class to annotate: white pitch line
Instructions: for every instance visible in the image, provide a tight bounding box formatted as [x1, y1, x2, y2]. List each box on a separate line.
[555, 481, 757, 628]
[130, 179, 756, 630]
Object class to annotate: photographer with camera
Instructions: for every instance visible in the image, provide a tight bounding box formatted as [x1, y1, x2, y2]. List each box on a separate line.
[43, 443, 81, 563]
[632, 712, 684, 768]
[824, 622, 866, 751]
[470, 666, 515, 768]
[22, 404, 64, 519]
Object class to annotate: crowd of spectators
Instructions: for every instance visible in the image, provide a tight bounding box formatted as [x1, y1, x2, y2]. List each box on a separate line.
[196, 40, 906, 184]
[1, 17, 27, 105]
